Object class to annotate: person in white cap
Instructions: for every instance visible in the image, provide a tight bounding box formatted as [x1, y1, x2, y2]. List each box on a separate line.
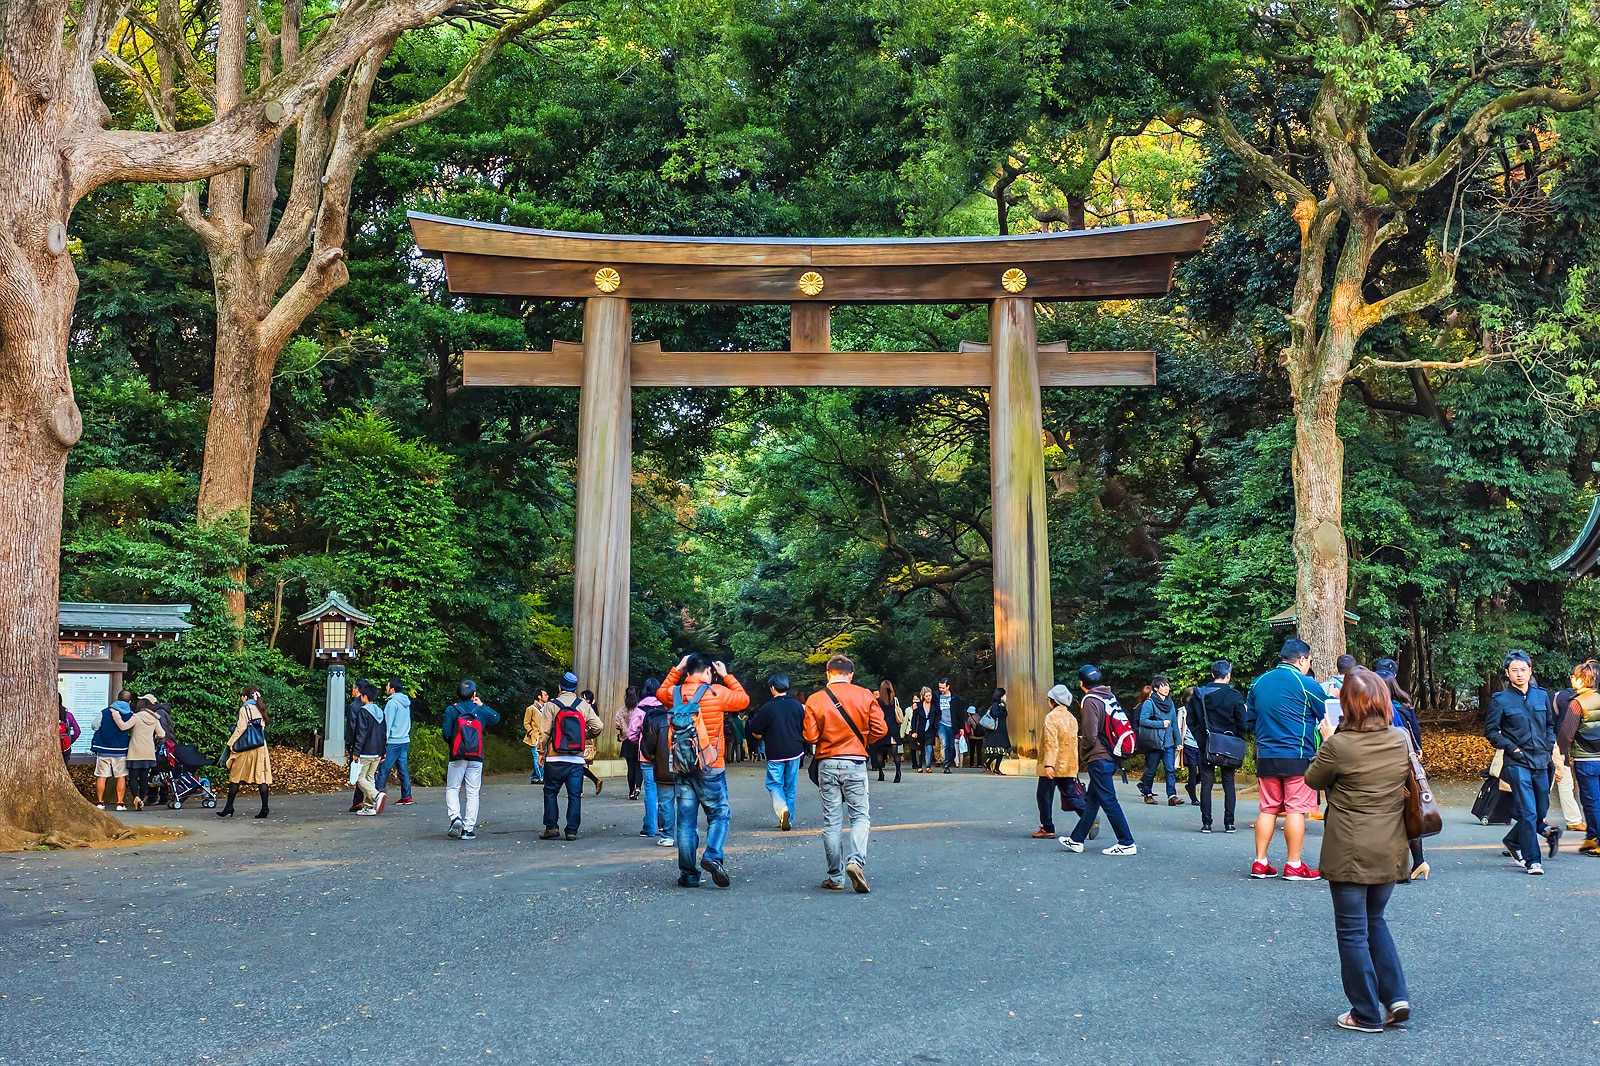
[1033, 685, 1080, 838]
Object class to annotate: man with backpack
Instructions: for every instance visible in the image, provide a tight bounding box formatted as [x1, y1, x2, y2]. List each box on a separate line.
[1059, 664, 1137, 856]
[1244, 638, 1327, 880]
[537, 673, 602, 840]
[443, 681, 500, 840]
[1188, 660, 1248, 834]
[747, 675, 807, 831]
[656, 654, 750, 887]
[804, 655, 888, 892]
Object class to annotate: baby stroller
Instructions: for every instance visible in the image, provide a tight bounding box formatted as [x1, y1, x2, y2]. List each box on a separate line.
[155, 740, 217, 809]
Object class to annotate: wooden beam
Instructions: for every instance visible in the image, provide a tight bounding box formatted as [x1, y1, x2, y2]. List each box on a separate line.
[437, 251, 1179, 303]
[462, 345, 1155, 388]
[791, 303, 830, 352]
[572, 298, 632, 759]
[988, 297, 1053, 759]
[411, 211, 1212, 267]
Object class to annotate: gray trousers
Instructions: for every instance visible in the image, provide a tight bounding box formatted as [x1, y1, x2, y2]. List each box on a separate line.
[818, 758, 870, 882]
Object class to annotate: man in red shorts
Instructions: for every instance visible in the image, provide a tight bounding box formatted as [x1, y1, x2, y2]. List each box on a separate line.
[1244, 638, 1327, 880]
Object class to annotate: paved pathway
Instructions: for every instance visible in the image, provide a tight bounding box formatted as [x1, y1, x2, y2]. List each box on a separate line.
[0, 766, 1593, 1065]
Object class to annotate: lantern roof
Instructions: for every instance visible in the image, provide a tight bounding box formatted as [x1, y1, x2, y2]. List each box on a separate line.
[296, 590, 375, 626]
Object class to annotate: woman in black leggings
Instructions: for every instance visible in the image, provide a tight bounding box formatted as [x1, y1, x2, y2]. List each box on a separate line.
[580, 692, 604, 795]
[869, 681, 903, 782]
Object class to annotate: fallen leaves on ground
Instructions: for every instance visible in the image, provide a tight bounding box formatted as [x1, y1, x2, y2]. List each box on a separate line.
[266, 747, 354, 794]
[1421, 729, 1497, 780]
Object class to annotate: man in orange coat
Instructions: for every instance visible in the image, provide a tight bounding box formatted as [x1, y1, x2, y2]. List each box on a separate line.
[657, 654, 749, 888]
[803, 654, 887, 893]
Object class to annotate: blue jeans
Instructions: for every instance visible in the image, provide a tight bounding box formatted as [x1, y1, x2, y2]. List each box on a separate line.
[1139, 746, 1176, 797]
[939, 723, 957, 767]
[1501, 762, 1552, 862]
[543, 760, 583, 831]
[529, 746, 543, 782]
[376, 742, 411, 801]
[765, 757, 800, 822]
[1070, 759, 1134, 847]
[641, 772, 675, 837]
[675, 771, 730, 880]
[1329, 881, 1408, 1029]
[1573, 761, 1600, 845]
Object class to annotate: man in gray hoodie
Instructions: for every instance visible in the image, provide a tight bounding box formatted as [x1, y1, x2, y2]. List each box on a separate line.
[376, 678, 414, 806]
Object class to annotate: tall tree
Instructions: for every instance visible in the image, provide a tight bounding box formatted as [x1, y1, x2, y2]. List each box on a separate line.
[1187, 0, 1597, 673]
[0, 0, 461, 845]
[107, 0, 563, 625]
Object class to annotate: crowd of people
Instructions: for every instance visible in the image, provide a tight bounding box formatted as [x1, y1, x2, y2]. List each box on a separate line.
[66, 633, 1600, 1034]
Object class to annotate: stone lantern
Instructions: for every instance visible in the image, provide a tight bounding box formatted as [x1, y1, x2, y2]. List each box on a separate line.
[297, 591, 374, 763]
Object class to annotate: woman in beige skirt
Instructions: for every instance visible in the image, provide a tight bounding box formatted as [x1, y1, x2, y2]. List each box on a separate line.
[219, 687, 273, 818]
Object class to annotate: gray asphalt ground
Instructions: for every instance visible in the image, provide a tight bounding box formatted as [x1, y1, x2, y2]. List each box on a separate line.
[1, 765, 1595, 1066]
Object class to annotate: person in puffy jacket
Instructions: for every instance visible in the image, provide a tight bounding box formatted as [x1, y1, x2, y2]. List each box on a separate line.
[1033, 685, 1080, 838]
[90, 698, 133, 810]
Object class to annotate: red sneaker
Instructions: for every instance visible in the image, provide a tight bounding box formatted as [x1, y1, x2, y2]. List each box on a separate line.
[1282, 862, 1321, 881]
[1250, 860, 1277, 879]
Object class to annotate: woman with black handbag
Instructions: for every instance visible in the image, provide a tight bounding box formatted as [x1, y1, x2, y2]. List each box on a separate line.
[219, 687, 272, 818]
[1304, 668, 1413, 1034]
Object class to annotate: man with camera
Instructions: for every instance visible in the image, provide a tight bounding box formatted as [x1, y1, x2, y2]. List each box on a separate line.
[656, 655, 749, 887]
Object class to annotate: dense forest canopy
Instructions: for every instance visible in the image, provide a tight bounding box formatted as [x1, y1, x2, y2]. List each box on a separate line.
[60, 0, 1600, 756]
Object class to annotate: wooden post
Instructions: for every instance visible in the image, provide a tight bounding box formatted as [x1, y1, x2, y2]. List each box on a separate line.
[790, 303, 830, 352]
[573, 297, 631, 756]
[989, 297, 1052, 758]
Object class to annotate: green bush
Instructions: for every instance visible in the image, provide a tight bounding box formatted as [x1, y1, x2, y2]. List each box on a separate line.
[409, 727, 448, 787]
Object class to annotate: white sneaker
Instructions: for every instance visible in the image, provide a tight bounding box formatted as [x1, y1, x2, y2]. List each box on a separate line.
[656, 837, 675, 847]
[1526, 862, 1544, 875]
[96, 804, 106, 810]
[1058, 836, 1084, 853]
[1102, 842, 1138, 855]
[115, 805, 127, 811]
[357, 807, 377, 817]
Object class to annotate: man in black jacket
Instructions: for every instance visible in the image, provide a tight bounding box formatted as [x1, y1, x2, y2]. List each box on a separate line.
[1188, 660, 1247, 834]
[748, 675, 806, 830]
[1485, 650, 1561, 874]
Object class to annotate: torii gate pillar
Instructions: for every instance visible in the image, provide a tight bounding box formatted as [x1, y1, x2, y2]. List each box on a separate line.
[572, 297, 632, 732]
[989, 297, 1053, 755]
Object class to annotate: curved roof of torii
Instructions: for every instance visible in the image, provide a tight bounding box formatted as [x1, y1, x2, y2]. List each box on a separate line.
[408, 212, 1210, 303]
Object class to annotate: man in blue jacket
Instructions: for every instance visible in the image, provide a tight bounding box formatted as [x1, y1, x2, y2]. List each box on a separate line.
[1485, 650, 1561, 874]
[1244, 638, 1328, 881]
[377, 678, 413, 807]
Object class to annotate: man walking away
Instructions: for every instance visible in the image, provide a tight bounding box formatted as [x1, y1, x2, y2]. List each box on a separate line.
[1137, 675, 1182, 806]
[90, 698, 133, 810]
[1060, 665, 1137, 855]
[349, 682, 387, 815]
[1189, 661, 1247, 834]
[377, 679, 414, 806]
[637, 679, 676, 845]
[539, 673, 602, 840]
[1033, 685, 1080, 838]
[1486, 650, 1561, 874]
[443, 681, 500, 840]
[1244, 639, 1326, 880]
[657, 655, 749, 887]
[748, 676, 806, 830]
[804, 655, 887, 892]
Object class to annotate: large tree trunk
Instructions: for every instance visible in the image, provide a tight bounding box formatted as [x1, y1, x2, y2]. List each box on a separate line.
[0, 18, 121, 839]
[196, 260, 276, 626]
[1290, 358, 1350, 678]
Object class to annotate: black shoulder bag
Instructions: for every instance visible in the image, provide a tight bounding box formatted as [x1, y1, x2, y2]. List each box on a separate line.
[1198, 686, 1245, 769]
[809, 688, 869, 786]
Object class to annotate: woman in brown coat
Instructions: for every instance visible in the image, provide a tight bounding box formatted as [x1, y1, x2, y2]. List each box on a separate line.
[219, 688, 273, 818]
[1033, 685, 1081, 838]
[1304, 668, 1412, 1034]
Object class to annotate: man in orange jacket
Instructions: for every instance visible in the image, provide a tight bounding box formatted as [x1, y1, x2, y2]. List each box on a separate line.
[803, 654, 887, 893]
[657, 654, 749, 888]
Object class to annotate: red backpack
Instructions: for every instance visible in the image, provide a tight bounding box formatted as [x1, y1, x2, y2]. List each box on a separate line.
[450, 711, 485, 760]
[551, 698, 587, 756]
[1094, 692, 1138, 759]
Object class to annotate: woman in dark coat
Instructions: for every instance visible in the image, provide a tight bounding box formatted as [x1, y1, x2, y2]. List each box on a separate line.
[982, 688, 1010, 774]
[1304, 668, 1413, 1034]
[1382, 673, 1428, 880]
[868, 681, 902, 783]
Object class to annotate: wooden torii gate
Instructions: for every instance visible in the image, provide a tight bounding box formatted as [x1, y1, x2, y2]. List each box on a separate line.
[409, 212, 1209, 755]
